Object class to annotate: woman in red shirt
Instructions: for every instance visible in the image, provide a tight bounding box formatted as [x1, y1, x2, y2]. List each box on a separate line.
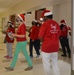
[5, 14, 33, 71]
[29, 21, 41, 58]
[4, 21, 15, 59]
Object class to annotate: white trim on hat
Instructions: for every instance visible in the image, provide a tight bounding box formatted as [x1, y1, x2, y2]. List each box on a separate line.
[44, 12, 53, 16]
[61, 23, 66, 25]
[17, 14, 23, 21]
[12, 24, 14, 27]
[40, 18, 43, 21]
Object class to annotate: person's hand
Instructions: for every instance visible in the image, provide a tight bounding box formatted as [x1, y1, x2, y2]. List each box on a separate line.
[15, 29, 18, 33]
[69, 32, 71, 36]
[11, 33, 16, 37]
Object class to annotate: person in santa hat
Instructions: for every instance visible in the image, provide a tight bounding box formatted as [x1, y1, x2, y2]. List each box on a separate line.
[60, 19, 71, 58]
[29, 20, 41, 58]
[39, 10, 60, 75]
[5, 14, 33, 71]
[4, 21, 15, 59]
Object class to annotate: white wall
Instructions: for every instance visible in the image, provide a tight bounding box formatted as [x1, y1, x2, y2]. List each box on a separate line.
[2, 17, 9, 31]
[53, 5, 60, 23]
[72, 0, 74, 70]
[59, 2, 71, 26]
[53, 2, 71, 26]
[25, 11, 35, 26]
[46, 6, 53, 11]
[0, 19, 2, 32]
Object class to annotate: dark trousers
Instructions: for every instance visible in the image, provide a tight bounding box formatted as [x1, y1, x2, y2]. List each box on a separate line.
[60, 37, 71, 55]
[29, 39, 40, 57]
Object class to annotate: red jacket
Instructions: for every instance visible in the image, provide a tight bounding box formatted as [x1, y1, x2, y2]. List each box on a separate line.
[6, 27, 15, 43]
[30, 25, 40, 40]
[39, 20, 61, 53]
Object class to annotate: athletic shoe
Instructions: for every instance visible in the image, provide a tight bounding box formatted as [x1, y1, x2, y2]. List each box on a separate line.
[61, 54, 67, 57]
[25, 66, 33, 71]
[6, 56, 13, 59]
[5, 67, 14, 71]
[36, 55, 40, 58]
[4, 55, 9, 58]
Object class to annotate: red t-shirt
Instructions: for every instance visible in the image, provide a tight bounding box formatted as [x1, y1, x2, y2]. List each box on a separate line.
[60, 25, 68, 37]
[30, 25, 40, 40]
[6, 27, 15, 43]
[39, 20, 61, 53]
[16, 23, 26, 42]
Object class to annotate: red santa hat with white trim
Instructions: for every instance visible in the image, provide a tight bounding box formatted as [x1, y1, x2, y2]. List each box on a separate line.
[17, 14, 25, 22]
[8, 21, 14, 27]
[60, 19, 66, 25]
[40, 10, 53, 21]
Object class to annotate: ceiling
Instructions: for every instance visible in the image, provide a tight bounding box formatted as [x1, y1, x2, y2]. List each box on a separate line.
[0, 0, 71, 18]
[0, 0, 70, 12]
[0, 0, 22, 12]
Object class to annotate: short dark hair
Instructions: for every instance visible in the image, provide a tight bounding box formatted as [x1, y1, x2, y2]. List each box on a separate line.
[32, 21, 37, 25]
[46, 15, 53, 19]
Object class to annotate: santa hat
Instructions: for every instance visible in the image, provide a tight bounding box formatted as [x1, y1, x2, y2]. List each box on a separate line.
[8, 21, 14, 27]
[60, 19, 66, 25]
[17, 14, 25, 21]
[40, 10, 53, 21]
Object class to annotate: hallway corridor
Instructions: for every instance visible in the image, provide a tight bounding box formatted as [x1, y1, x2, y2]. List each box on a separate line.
[0, 33, 71, 75]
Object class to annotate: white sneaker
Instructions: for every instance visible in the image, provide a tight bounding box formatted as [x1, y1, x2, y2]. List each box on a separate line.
[36, 55, 40, 58]
[30, 56, 33, 59]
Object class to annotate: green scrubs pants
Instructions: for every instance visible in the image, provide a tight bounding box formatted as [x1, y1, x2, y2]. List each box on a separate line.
[10, 41, 32, 68]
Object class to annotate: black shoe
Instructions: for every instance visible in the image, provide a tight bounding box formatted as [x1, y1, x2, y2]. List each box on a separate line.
[61, 54, 67, 57]
[68, 54, 71, 58]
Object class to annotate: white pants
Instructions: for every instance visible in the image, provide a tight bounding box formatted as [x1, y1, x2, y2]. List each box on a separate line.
[6, 42, 13, 57]
[41, 52, 60, 75]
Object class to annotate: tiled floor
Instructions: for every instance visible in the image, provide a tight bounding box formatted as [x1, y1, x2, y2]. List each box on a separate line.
[0, 33, 71, 75]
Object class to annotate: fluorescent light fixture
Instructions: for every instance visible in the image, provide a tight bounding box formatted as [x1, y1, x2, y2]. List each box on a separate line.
[27, 12, 32, 15]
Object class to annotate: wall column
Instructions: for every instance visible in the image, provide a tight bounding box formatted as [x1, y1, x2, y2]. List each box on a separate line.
[71, 0, 74, 75]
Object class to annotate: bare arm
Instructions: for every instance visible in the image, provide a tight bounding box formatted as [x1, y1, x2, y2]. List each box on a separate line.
[11, 33, 25, 38]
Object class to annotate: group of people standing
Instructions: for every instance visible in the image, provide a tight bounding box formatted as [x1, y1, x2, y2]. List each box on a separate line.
[4, 10, 71, 75]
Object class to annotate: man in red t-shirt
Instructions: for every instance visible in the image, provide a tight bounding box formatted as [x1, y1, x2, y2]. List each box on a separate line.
[39, 10, 60, 75]
[60, 19, 71, 58]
